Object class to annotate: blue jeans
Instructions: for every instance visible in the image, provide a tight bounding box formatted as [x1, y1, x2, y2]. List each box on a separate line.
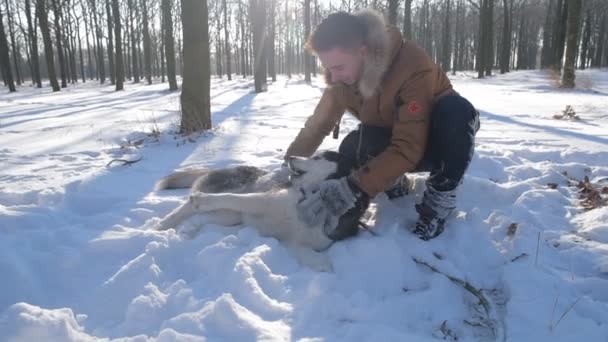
[338, 95, 480, 193]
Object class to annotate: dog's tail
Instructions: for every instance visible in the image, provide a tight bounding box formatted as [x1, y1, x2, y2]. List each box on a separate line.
[155, 169, 209, 190]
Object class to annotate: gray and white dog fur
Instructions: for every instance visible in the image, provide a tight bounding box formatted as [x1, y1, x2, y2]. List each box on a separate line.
[153, 151, 367, 271]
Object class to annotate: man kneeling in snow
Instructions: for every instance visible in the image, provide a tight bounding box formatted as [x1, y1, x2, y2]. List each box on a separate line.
[285, 9, 480, 240]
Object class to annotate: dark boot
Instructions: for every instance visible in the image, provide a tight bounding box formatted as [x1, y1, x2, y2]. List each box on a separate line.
[412, 95, 479, 240]
[412, 183, 456, 240]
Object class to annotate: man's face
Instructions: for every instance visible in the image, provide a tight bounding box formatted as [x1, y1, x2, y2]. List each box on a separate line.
[318, 45, 367, 86]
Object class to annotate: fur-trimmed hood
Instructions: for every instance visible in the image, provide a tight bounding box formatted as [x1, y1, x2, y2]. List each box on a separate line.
[323, 9, 401, 98]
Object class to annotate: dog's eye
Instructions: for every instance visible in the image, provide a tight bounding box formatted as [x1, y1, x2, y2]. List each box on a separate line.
[312, 156, 321, 160]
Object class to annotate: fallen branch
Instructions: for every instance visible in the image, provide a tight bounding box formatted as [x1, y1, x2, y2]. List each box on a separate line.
[413, 257, 506, 341]
[106, 156, 143, 168]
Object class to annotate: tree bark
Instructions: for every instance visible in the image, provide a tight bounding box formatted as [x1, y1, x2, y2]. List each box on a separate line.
[112, 0, 124, 90]
[81, 0, 94, 80]
[180, 0, 212, 133]
[551, 0, 567, 70]
[223, 0, 232, 80]
[441, 0, 452, 71]
[540, 0, 553, 68]
[579, 9, 591, 69]
[304, 0, 311, 83]
[252, 0, 267, 92]
[387, 0, 398, 25]
[499, 0, 513, 73]
[403, 0, 413, 40]
[0, 3, 15, 91]
[561, 0, 581, 88]
[25, 0, 42, 87]
[592, 14, 606, 68]
[484, 0, 494, 76]
[76, 3, 86, 83]
[51, 0, 68, 87]
[91, 0, 106, 83]
[5, 0, 21, 85]
[37, 0, 60, 91]
[141, 0, 152, 84]
[128, 0, 140, 82]
[162, 0, 178, 90]
[105, 0, 115, 84]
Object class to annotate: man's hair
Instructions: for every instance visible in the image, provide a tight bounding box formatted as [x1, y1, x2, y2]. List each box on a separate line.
[305, 12, 367, 54]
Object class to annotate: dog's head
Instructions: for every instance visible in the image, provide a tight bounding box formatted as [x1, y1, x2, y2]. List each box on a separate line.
[287, 151, 369, 242]
[286, 151, 355, 189]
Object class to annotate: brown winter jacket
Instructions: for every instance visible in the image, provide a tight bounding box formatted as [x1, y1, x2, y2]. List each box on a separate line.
[285, 10, 455, 197]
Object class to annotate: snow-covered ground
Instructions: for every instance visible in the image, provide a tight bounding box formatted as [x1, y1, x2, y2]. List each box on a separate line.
[1, 69, 607, 341]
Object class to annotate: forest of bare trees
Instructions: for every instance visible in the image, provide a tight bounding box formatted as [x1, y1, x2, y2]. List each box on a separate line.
[0, 0, 607, 128]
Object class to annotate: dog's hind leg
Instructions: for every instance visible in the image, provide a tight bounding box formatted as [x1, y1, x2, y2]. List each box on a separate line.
[188, 191, 285, 216]
[178, 210, 243, 238]
[157, 195, 242, 231]
[157, 200, 196, 230]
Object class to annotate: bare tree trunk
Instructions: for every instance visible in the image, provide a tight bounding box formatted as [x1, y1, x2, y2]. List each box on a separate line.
[160, 17, 166, 82]
[37, 0, 60, 90]
[252, 0, 267, 92]
[112, 0, 123, 90]
[477, 0, 486, 78]
[25, 0, 42, 87]
[141, 0, 152, 84]
[403, 0, 413, 40]
[441, 0, 451, 71]
[91, 0, 106, 83]
[128, 0, 140, 82]
[5, 0, 21, 85]
[579, 9, 591, 69]
[592, 14, 606, 68]
[215, 10, 222, 77]
[540, 0, 554, 68]
[76, 4, 86, 83]
[162, 0, 178, 90]
[516, 11, 526, 69]
[51, 0, 68, 87]
[387, 0, 398, 25]
[105, 0, 115, 84]
[304, 0, 311, 83]
[269, 0, 277, 81]
[239, 0, 246, 77]
[125, 10, 131, 79]
[17, 10, 33, 86]
[223, 0, 232, 80]
[561, 0, 581, 88]
[0, 4, 15, 91]
[499, 0, 513, 73]
[180, 0, 211, 133]
[67, 0, 78, 83]
[81, 0, 94, 80]
[284, 0, 290, 78]
[484, 0, 494, 76]
[551, 0, 567, 70]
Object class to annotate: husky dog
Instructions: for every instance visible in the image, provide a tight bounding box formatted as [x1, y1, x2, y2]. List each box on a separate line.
[154, 151, 369, 269]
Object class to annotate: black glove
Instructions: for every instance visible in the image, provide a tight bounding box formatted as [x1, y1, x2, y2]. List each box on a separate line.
[296, 176, 367, 234]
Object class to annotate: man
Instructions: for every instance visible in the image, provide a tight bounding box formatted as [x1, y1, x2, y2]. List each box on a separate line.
[286, 9, 480, 240]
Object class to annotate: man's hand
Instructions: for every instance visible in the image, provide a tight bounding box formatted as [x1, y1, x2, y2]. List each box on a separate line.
[296, 176, 368, 234]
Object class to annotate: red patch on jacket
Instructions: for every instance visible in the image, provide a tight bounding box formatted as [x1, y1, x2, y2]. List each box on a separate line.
[407, 101, 421, 113]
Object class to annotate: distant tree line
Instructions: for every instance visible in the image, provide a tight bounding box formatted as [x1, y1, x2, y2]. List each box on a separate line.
[0, 0, 606, 128]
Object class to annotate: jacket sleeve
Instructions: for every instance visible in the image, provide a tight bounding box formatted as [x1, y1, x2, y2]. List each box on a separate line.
[285, 87, 346, 158]
[354, 66, 434, 197]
